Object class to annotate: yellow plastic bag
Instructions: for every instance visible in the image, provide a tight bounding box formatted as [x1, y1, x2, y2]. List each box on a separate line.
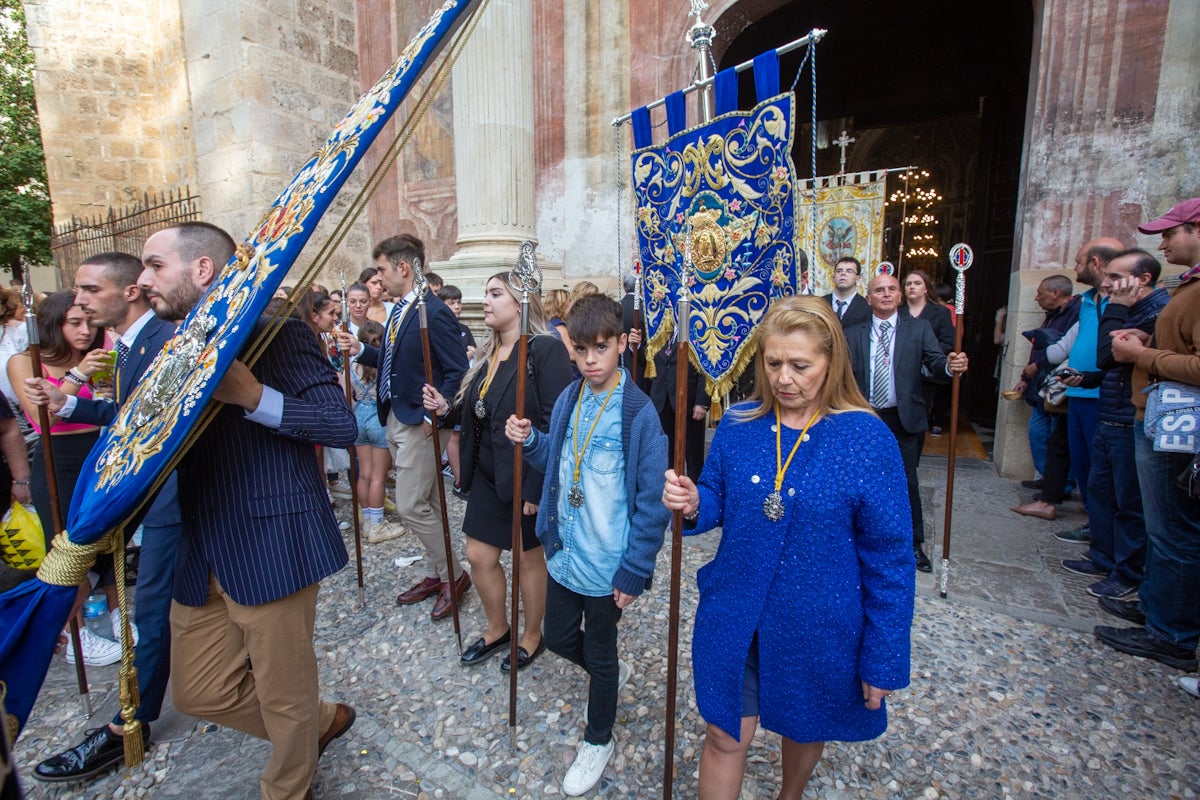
[0, 502, 45, 570]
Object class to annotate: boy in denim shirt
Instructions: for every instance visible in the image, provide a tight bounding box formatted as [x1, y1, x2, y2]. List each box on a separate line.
[505, 294, 669, 796]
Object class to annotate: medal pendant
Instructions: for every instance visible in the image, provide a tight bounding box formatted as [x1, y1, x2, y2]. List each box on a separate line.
[567, 483, 585, 507]
[474, 398, 487, 419]
[763, 491, 785, 522]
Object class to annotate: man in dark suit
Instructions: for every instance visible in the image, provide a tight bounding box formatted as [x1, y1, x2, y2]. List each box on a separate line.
[846, 273, 968, 572]
[822, 256, 871, 329]
[27, 252, 185, 783]
[341, 234, 470, 620]
[649, 336, 709, 479]
[140, 222, 357, 800]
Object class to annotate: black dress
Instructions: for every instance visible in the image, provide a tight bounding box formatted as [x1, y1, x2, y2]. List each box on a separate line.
[455, 335, 574, 551]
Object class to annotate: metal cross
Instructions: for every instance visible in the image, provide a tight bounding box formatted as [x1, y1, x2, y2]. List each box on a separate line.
[688, 0, 709, 18]
[833, 129, 856, 176]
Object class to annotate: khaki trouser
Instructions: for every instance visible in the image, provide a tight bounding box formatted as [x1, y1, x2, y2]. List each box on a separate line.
[386, 414, 462, 582]
[170, 573, 336, 800]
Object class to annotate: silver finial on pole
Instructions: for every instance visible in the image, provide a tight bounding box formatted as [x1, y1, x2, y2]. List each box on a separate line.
[686, 0, 716, 122]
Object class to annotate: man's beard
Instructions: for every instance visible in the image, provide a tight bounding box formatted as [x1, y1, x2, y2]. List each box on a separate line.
[152, 282, 204, 321]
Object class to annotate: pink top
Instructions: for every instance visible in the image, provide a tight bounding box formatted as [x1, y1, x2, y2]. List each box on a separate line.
[25, 372, 100, 435]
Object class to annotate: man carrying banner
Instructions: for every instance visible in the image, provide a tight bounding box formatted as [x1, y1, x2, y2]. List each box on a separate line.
[139, 222, 357, 800]
[25, 252, 182, 783]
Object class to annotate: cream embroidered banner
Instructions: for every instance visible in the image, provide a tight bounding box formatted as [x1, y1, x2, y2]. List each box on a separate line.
[796, 171, 887, 297]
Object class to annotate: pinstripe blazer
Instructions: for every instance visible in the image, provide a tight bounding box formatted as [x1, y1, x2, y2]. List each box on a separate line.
[70, 313, 181, 527]
[359, 292, 468, 426]
[172, 317, 357, 606]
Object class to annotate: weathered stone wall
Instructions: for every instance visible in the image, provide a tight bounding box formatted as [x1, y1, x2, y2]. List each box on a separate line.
[27, 0, 370, 286]
[995, 0, 1200, 476]
[24, 0, 196, 219]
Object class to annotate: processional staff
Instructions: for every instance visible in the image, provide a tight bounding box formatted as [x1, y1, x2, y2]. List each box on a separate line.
[338, 269, 366, 607]
[507, 241, 541, 749]
[413, 265, 464, 653]
[21, 275, 92, 717]
[630, 262, 644, 384]
[939, 243, 973, 599]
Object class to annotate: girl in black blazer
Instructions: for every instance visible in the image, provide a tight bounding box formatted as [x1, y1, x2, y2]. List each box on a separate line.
[423, 273, 574, 670]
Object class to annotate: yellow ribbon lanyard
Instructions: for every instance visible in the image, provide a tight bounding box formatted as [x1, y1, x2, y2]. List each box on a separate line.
[571, 380, 620, 487]
[478, 353, 504, 403]
[774, 404, 821, 495]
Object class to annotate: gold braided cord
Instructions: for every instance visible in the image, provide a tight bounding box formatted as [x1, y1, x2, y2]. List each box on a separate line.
[241, 0, 491, 369]
[34, 529, 119, 588]
[111, 527, 144, 766]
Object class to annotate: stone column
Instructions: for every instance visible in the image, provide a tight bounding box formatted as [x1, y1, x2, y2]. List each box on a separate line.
[437, 0, 559, 293]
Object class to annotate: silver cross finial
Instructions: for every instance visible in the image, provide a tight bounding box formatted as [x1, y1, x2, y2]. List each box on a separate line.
[833, 130, 856, 176]
[689, 0, 709, 19]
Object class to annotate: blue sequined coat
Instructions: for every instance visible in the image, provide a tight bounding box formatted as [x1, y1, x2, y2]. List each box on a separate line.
[686, 408, 914, 742]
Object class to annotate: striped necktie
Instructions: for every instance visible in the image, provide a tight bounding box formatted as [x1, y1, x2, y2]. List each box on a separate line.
[114, 340, 130, 404]
[836, 299, 847, 318]
[870, 321, 892, 408]
[377, 298, 407, 404]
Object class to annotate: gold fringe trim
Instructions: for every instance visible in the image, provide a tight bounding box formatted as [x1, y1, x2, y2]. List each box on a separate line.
[643, 312, 676, 381]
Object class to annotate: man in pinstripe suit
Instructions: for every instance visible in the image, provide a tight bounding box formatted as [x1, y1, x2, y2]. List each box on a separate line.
[139, 222, 357, 800]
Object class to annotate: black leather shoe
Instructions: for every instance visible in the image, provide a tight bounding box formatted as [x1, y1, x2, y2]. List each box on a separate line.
[914, 546, 932, 573]
[1098, 596, 1146, 625]
[34, 723, 148, 783]
[1094, 625, 1199, 671]
[1021, 479, 1044, 490]
[461, 630, 511, 665]
[500, 639, 546, 672]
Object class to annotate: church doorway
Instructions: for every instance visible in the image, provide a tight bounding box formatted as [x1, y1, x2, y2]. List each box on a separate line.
[718, 0, 1034, 427]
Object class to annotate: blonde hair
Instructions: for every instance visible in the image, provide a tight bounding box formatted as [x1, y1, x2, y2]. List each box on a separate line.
[567, 281, 600, 310]
[544, 288, 569, 320]
[455, 272, 552, 406]
[730, 295, 872, 422]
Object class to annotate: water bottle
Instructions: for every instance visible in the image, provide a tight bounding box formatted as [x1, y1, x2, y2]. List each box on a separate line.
[82, 593, 109, 639]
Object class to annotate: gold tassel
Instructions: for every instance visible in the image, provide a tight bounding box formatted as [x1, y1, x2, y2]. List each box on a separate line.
[120, 668, 143, 765]
[110, 526, 145, 767]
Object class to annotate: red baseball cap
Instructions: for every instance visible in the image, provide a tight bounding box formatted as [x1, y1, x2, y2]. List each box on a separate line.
[1139, 198, 1200, 234]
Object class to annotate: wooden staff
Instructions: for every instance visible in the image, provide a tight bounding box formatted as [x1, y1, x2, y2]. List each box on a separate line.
[663, 274, 691, 799]
[939, 244, 974, 599]
[413, 266, 463, 653]
[506, 241, 539, 749]
[339, 271, 366, 607]
[21, 278, 91, 717]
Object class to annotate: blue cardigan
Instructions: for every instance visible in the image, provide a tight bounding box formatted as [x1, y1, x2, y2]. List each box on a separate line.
[687, 407, 914, 743]
[523, 371, 670, 596]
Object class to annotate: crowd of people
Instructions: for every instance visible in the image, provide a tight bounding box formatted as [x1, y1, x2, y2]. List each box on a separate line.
[1002, 198, 1200, 697]
[29, 202, 1200, 800]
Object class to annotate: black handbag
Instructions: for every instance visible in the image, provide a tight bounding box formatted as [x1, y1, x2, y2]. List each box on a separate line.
[1176, 452, 1200, 499]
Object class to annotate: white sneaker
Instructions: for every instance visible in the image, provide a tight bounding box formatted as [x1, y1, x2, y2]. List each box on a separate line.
[1174, 675, 1200, 699]
[562, 738, 615, 796]
[338, 519, 351, 531]
[110, 609, 140, 646]
[65, 627, 122, 667]
[366, 520, 407, 544]
[583, 659, 631, 720]
[329, 482, 353, 499]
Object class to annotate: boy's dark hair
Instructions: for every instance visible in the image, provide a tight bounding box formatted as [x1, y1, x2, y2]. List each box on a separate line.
[565, 293, 623, 344]
[437, 284, 463, 302]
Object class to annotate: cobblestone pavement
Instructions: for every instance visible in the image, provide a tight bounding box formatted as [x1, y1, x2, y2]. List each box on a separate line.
[14, 457, 1200, 799]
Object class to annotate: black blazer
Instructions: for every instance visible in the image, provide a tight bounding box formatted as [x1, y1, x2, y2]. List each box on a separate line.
[845, 313, 949, 435]
[452, 334, 574, 504]
[823, 292, 871, 329]
[360, 292, 469, 426]
[902, 302, 955, 354]
[649, 341, 710, 413]
[70, 312, 181, 527]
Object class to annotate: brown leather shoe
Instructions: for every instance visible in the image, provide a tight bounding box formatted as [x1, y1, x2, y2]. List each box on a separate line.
[318, 703, 356, 758]
[396, 576, 442, 605]
[432, 571, 472, 620]
[1010, 502, 1056, 521]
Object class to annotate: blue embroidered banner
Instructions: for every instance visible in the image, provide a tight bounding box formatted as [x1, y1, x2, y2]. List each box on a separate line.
[0, 0, 482, 733]
[631, 92, 798, 398]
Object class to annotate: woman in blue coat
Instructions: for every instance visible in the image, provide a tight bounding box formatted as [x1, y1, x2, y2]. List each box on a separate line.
[663, 295, 915, 798]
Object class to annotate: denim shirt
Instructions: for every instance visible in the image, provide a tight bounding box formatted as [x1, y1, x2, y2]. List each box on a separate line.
[549, 373, 631, 596]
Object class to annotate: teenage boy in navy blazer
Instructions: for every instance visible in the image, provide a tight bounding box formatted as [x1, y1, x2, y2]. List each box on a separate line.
[338, 234, 470, 620]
